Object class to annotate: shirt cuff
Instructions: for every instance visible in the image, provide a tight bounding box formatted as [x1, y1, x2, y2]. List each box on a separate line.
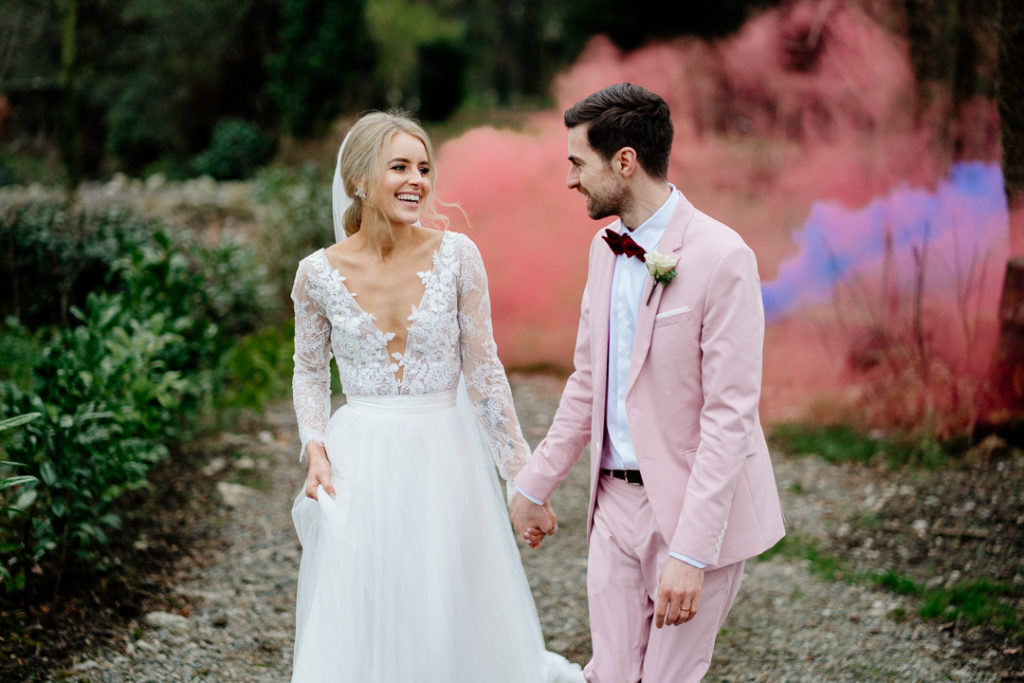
[669, 551, 707, 569]
[512, 481, 545, 506]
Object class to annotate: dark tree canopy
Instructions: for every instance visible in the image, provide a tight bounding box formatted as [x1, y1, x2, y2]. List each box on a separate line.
[1, 0, 1007, 184]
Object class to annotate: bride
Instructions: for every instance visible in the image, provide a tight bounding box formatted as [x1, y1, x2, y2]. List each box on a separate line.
[289, 110, 584, 682]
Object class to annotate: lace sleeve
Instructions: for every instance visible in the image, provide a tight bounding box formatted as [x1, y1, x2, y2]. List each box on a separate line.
[291, 258, 333, 462]
[454, 235, 531, 482]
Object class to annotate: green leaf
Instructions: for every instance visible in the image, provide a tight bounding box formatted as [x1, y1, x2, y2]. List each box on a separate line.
[39, 461, 57, 487]
[78, 411, 116, 423]
[13, 487, 37, 510]
[0, 476, 37, 490]
[78, 523, 107, 545]
[97, 302, 122, 329]
[97, 513, 122, 530]
[0, 413, 42, 432]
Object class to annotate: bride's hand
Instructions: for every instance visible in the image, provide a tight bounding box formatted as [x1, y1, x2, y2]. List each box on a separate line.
[305, 444, 336, 500]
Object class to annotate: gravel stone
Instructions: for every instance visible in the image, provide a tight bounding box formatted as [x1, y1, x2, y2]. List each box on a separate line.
[142, 612, 192, 633]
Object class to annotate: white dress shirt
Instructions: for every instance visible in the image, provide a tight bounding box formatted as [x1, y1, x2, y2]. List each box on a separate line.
[601, 189, 677, 470]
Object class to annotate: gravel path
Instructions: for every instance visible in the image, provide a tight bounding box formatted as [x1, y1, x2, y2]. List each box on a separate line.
[51, 374, 1011, 682]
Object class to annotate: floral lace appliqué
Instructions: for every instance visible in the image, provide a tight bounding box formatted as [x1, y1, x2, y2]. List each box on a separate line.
[290, 231, 530, 480]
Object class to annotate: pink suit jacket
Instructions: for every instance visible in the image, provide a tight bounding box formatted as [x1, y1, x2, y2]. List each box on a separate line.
[515, 192, 785, 568]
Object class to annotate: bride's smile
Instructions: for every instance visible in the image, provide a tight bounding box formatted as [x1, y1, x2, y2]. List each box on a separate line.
[377, 131, 431, 228]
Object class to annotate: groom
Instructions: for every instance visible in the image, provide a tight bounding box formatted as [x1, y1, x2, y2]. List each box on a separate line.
[510, 83, 785, 682]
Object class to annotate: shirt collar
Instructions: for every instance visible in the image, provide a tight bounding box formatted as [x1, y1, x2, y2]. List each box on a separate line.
[620, 184, 679, 253]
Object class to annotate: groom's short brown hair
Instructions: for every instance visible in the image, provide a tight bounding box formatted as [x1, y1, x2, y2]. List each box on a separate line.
[564, 83, 673, 180]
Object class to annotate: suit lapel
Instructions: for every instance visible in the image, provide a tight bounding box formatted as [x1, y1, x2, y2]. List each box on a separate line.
[591, 226, 617, 407]
[627, 195, 695, 392]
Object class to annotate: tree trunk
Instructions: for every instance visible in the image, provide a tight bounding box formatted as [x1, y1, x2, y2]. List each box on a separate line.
[999, 0, 1024, 202]
[995, 257, 1024, 409]
[59, 0, 80, 192]
[993, 0, 1024, 415]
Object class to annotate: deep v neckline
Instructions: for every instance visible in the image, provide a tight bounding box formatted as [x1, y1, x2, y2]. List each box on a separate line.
[319, 231, 448, 361]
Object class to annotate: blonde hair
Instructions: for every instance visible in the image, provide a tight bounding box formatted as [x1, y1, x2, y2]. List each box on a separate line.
[339, 110, 450, 237]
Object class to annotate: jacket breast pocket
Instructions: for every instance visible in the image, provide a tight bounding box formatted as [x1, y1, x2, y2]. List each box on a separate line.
[654, 305, 695, 328]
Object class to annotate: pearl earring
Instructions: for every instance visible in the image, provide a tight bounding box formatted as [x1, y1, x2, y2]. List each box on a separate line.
[355, 188, 367, 199]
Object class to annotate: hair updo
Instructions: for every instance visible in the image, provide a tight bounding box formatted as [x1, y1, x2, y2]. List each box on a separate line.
[338, 110, 447, 237]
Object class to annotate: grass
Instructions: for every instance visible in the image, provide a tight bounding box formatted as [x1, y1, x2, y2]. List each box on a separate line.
[759, 535, 1024, 644]
[872, 570, 922, 596]
[769, 421, 951, 469]
[770, 423, 879, 464]
[919, 580, 1022, 634]
[759, 535, 845, 581]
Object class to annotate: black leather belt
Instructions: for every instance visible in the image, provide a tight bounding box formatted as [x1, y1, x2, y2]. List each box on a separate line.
[601, 468, 643, 485]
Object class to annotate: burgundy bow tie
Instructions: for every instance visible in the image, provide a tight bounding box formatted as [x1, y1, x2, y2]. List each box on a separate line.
[602, 228, 646, 260]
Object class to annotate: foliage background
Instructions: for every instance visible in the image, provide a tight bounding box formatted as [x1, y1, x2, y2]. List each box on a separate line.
[0, 0, 781, 182]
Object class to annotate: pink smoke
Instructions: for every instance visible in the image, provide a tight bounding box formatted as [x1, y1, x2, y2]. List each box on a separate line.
[437, 2, 1008, 428]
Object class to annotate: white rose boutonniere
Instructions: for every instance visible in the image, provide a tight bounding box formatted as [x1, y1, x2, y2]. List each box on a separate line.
[644, 251, 678, 304]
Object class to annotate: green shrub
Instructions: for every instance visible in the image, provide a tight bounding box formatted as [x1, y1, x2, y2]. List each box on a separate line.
[0, 201, 277, 594]
[0, 320, 38, 389]
[0, 150, 65, 188]
[0, 298, 182, 592]
[0, 197, 275, 377]
[0, 200, 156, 327]
[252, 163, 333, 309]
[193, 119, 274, 181]
[105, 73, 179, 174]
[0, 161, 17, 188]
[191, 237, 277, 339]
[220, 321, 295, 410]
[0, 413, 41, 591]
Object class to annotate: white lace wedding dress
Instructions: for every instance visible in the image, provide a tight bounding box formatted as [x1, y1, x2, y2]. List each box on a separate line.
[289, 230, 583, 682]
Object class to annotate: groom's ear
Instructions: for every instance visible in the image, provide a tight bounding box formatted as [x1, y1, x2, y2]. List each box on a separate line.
[613, 147, 638, 178]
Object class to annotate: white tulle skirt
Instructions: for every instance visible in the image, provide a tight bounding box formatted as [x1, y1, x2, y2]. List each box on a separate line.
[291, 390, 583, 683]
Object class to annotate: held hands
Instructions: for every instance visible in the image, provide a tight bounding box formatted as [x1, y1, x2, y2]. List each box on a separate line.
[304, 443, 336, 501]
[654, 556, 705, 628]
[509, 493, 557, 549]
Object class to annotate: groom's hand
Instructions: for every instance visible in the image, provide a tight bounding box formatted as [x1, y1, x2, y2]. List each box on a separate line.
[655, 556, 704, 628]
[510, 493, 557, 549]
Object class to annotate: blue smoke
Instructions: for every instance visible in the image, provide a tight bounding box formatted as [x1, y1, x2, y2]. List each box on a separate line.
[761, 161, 1009, 323]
